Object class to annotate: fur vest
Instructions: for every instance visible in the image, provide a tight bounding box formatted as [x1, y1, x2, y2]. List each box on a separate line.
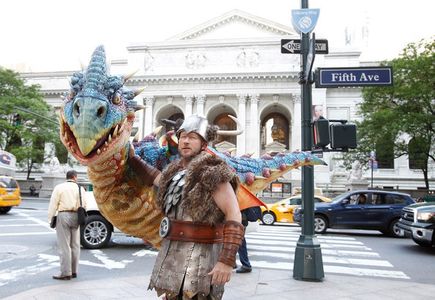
[157, 151, 239, 225]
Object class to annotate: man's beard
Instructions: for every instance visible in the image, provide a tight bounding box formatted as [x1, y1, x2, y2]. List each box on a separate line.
[181, 148, 202, 163]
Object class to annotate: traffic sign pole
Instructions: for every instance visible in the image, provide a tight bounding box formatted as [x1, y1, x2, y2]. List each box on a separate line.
[293, 0, 325, 282]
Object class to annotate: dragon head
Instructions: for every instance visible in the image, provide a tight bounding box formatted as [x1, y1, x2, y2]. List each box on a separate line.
[59, 46, 143, 165]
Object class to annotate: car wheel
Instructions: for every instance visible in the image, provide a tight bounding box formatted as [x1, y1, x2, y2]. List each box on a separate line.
[0, 206, 12, 214]
[314, 215, 328, 234]
[262, 212, 276, 225]
[388, 219, 404, 238]
[80, 214, 113, 249]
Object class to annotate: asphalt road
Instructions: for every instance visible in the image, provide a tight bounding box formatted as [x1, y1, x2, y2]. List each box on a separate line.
[1, 199, 434, 298]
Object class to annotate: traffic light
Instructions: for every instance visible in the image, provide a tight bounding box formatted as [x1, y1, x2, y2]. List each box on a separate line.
[330, 123, 357, 149]
[313, 118, 330, 148]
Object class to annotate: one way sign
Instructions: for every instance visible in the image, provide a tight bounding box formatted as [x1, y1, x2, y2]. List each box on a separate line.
[281, 39, 328, 54]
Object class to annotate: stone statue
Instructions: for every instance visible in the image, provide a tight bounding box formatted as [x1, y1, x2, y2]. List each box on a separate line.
[348, 160, 363, 181]
[48, 157, 63, 174]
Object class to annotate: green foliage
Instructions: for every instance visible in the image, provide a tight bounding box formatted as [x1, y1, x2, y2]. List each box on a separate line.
[342, 37, 435, 188]
[0, 67, 61, 178]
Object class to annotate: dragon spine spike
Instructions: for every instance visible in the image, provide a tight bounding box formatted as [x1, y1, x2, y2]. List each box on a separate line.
[134, 87, 146, 97]
[83, 45, 107, 90]
[123, 70, 138, 83]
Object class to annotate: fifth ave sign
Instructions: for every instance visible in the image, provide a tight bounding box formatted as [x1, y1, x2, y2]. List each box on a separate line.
[315, 67, 393, 88]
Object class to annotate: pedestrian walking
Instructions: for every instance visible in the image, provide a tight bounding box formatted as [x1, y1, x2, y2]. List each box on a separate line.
[48, 170, 87, 280]
[236, 210, 252, 273]
[129, 114, 244, 300]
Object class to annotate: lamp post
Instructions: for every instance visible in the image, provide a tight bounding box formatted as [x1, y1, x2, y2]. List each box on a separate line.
[292, 0, 324, 282]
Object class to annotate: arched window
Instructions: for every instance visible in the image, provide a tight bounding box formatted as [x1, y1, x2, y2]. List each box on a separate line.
[408, 137, 428, 170]
[261, 113, 289, 150]
[213, 114, 237, 146]
[165, 113, 184, 132]
[376, 135, 394, 169]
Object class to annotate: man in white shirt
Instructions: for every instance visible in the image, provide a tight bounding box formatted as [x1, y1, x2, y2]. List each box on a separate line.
[48, 170, 87, 280]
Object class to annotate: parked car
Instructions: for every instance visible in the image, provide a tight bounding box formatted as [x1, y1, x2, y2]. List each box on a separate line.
[398, 202, 435, 247]
[293, 190, 415, 237]
[80, 190, 114, 249]
[261, 194, 331, 225]
[0, 175, 21, 214]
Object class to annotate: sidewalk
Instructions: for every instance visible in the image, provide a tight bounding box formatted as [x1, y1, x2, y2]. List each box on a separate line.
[4, 268, 435, 300]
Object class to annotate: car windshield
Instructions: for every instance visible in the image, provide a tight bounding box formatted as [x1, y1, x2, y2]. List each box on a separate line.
[330, 192, 354, 204]
[0, 177, 18, 188]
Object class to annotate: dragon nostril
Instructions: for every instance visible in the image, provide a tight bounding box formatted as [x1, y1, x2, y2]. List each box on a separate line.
[97, 106, 106, 118]
[73, 103, 80, 118]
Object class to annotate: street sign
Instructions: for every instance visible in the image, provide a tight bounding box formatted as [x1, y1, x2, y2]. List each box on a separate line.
[315, 67, 393, 88]
[369, 159, 378, 170]
[281, 39, 328, 54]
[291, 9, 320, 34]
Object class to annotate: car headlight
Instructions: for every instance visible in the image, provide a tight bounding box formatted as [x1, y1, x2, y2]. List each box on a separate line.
[417, 211, 435, 222]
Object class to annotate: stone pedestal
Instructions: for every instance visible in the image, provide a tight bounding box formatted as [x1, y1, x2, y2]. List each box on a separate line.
[39, 174, 65, 198]
[345, 179, 369, 191]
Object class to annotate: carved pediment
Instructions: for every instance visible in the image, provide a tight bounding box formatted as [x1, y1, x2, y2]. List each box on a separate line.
[214, 141, 236, 154]
[265, 141, 286, 153]
[169, 9, 297, 41]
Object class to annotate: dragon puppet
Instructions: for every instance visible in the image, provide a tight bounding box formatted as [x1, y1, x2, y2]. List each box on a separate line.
[59, 46, 326, 248]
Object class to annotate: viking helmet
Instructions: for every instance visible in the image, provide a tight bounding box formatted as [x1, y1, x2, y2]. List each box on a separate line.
[176, 115, 209, 142]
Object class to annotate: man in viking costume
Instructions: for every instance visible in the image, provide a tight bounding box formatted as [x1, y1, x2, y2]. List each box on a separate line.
[129, 115, 244, 300]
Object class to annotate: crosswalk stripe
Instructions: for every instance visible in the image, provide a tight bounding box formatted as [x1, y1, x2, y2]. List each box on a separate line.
[247, 244, 380, 257]
[247, 250, 393, 267]
[246, 261, 409, 279]
[242, 226, 409, 280]
[246, 235, 364, 245]
[0, 232, 55, 237]
[246, 237, 371, 250]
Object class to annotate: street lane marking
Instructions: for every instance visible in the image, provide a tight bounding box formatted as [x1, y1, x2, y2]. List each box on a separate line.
[247, 250, 393, 267]
[247, 244, 380, 257]
[90, 250, 133, 269]
[16, 212, 53, 230]
[246, 235, 364, 245]
[132, 249, 158, 257]
[0, 232, 55, 237]
[246, 238, 367, 250]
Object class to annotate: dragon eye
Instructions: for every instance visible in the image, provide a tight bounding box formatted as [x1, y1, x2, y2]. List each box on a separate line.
[112, 94, 121, 105]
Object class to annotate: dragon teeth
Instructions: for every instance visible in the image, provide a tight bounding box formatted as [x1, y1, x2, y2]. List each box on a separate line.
[97, 149, 101, 155]
[114, 125, 119, 136]
[108, 134, 112, 143]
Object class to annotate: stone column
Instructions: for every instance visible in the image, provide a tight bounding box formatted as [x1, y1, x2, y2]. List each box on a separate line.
[196, 95, 206, 117]
[291, 94, 302, 151]
[143, 96, 155, 138]
[183, 95, 194, 118]
[236, 94, 247, 155]
[248, 94, 260, 157]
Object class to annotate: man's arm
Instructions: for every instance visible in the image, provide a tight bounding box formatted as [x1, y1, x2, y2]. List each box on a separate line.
[208, 182, 243, 285]
[47, 186, 59, 223]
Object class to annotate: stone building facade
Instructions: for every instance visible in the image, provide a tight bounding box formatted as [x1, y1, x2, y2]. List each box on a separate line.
[21, 10, 434, 192]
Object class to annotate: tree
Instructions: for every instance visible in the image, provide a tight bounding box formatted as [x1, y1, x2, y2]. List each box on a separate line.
[0, 67, 61, 179]
[342, 38, 435, 189]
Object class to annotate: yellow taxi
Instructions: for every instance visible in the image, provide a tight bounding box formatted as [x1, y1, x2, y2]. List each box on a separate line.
[0, 176, 21, 214]
[261, 194, 331, 225]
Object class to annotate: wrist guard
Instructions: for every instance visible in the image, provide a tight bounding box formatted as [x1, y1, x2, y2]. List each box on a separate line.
[129, 155, 160, 186]
[217, 220, 244, 267]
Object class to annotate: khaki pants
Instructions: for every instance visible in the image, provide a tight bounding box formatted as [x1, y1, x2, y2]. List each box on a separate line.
[56, 212, 80, 276]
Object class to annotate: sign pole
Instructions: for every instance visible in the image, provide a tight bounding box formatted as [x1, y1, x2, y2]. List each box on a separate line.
[293, 0, 324, 282]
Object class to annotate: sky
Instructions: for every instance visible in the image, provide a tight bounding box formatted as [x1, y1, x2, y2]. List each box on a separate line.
[0, 0, 433, 72]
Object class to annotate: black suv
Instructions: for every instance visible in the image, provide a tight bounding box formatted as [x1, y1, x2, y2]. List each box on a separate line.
[294, 190, 415, 237]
